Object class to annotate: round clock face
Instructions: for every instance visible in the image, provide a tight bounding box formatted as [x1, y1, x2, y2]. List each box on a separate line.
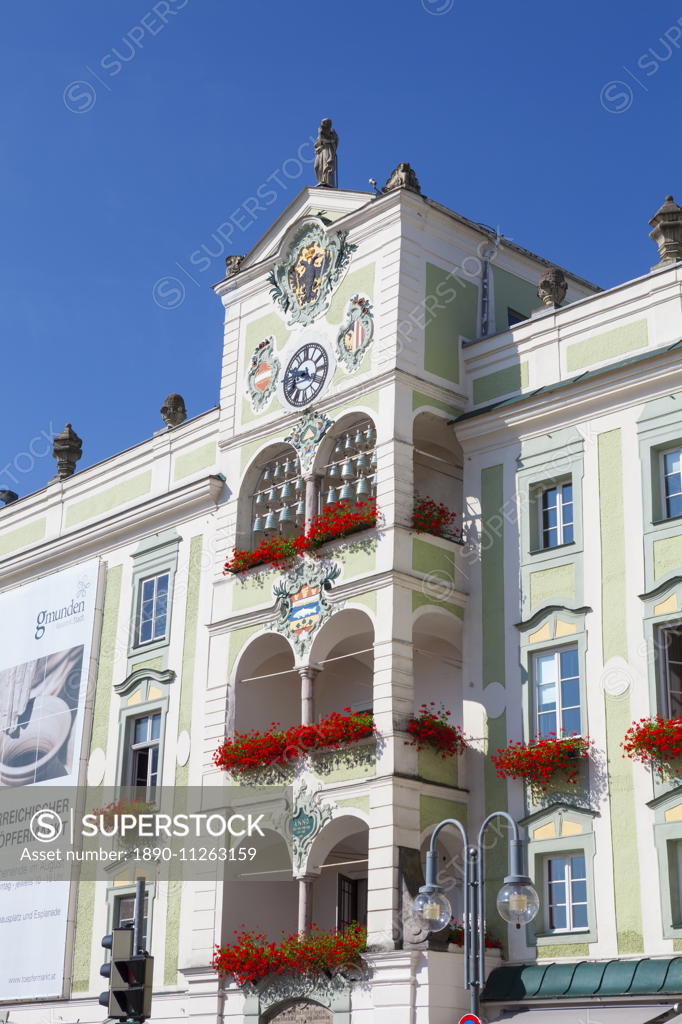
[282, 343, 329, 407]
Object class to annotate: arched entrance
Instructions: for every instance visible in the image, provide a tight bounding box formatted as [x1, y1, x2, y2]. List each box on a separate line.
[264, 1001, 332, 1023]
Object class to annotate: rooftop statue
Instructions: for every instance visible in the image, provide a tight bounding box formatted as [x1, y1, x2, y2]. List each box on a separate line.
[314, 118, 338, 188]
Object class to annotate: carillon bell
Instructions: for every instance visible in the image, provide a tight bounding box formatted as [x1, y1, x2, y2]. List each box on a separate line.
[255, 490, 266, 506]
[252, 514, 265, 534]
[279, 503, 294, 524]
[339, 482, 354, 501]
[266, 486, 278, 503]
[273, 462, 283, 482]
[264, 510, 278, 531]
[325, 485, 338, 504]
[280, 481, 294, 502]
[355, 476, 371, 498]
[340, 459, 354, 480]
[355, 452, 368, 472]
[262, 465, 271, 483]
[294, 499, 305, 518]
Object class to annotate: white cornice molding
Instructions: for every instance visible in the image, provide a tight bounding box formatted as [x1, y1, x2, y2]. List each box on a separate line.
[0, 475, 224, 590]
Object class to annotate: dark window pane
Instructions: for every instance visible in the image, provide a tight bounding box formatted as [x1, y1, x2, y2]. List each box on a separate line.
[561, 678, 580, 710]
[560, 648, 579, 679]
[550, 904, 567, 930]
[156, 574, 169, 596]
[563, 522, 574, 544]
[572, 880, 587, 903]
[668, 493, 682, 519]
[562, 707, 581, 735]
[548, 858, 567, 881]
[133, 748, 149, 787]
[538, 712, 557, 737]
[670, 691, 682, 716]
[665, 450, 681, 475]
[134, 717, 148, 745]
[151, 713, 161, 741]
[571, 855, 586, 877]
[572, 903, 588, 929]
[562, 483, 573, 503]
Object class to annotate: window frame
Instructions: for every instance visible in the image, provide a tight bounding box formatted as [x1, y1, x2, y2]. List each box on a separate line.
[544, 852, 589, 934]
[532, 643, 582, 739]
[660, 446, 682, 522]
[337, 873, 368, 932]
[125, 709, 162, 793]
[127, 530, 180, 660]
[539, 481, 574, 550]
[656, 621, 682, 719]
[135, 571, 171, 648]
[106, 883, 155, 957]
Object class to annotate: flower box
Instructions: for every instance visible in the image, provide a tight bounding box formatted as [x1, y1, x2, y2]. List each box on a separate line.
[411, 495, 460, 542]
[213, 710, 376, 776]
[492, 734, 591, 800]
[224, 500, 378, 575]
[622, 715, 682, 780]
[212, 923, 367, 986]
[405, 703, 466, 759]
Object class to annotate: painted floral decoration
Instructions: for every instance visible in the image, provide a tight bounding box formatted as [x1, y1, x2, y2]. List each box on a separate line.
[223, 499, 378, 575]
[213, 709, 376, 775]
[405, 702, 466, 759]
[622, 715, 682, 779]
[212, 922, 367, 986]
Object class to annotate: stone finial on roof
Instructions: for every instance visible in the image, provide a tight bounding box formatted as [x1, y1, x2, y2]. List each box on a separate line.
[383, 162, 421, 194]
[160, 394, 187, 428]
[0, 490, 18, 506]
[53, 424, 82, 479]
[649, 195, 682, 267]
[537, 266, 568, 309]
[225, 254, 245, 278]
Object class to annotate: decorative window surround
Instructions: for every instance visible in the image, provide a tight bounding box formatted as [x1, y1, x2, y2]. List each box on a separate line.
[105, 881, 156, 954]
[661, 446, 682, 521]
[521, 803, 598, 949]
[640, 575, 682, 799]
[115, 667, 175, 790]
[533, 644, 581, 738]
[128, 530, 181, 663]
[539, 480, 574, 550]
[637, 393, 682, 597]
[648, 785, 682, 939]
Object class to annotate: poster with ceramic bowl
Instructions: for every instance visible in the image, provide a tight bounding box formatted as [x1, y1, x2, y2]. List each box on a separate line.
[0, 558, 101, 1002]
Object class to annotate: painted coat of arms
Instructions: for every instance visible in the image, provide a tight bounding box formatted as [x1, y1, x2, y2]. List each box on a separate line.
[335, 294, 374, 373]
[284, 409, 334, 475]
[273, 559, 341, 655]
[268, 221, 356, 327]
[247, 336, 281, 411]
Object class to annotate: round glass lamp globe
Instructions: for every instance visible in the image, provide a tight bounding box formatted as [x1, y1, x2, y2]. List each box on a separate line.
[496, 883, 540, 927]
[412, 890, 452, 931]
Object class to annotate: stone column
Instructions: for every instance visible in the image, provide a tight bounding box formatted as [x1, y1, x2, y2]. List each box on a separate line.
[297, 875, 316, 934]
[298, 665, 320, 726]
[304, 473, 321, 526]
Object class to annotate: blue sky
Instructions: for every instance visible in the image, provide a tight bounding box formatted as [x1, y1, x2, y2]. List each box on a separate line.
[1, 0, 680, 497]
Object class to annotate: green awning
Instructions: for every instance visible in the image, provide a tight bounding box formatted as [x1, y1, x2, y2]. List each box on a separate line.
[482, 958, 682, 1003]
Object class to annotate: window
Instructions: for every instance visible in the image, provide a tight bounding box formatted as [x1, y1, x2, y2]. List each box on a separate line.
[137, 573, 169, 645]
[662, 448, 682, 520]
[659, 624, 682, 717]
[546, 854, 588, 932]
[540, 482, 574, 548]
[114, 892, 149, 949]
[508, 308, 526, 327]
[337, 874, 367, 932]
[126, 712, 161, 790]
[534, 646, 581, 738]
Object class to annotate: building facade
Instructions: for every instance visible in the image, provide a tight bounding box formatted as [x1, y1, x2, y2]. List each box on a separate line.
[0, 166, 681, 1024]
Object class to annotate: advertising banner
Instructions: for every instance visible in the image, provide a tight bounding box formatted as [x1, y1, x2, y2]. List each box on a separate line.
[0, 559, 101, 1002]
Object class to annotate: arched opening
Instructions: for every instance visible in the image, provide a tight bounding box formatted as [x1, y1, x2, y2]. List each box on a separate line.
[413, 610, 463, 725]
[308, 609, 375, 721]
[240, 443, 303, 548]
[233, 633, 298, 735]
[221, 828, 297, 943]
[315, 414, 377, 514]
[306, 816, 370, 933]
[264, 1001, 332, 1023]
[412, 411, 462, 537]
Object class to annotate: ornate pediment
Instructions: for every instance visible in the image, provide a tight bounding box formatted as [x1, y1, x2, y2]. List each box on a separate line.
[268, 220, 356, 327]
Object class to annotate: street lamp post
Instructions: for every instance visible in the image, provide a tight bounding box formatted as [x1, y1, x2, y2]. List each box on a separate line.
[412, 812, 540, 1017]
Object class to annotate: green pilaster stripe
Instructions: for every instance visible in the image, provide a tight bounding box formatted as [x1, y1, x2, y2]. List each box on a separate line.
[73, 565, 123, 993]
[480, 465, 508, 945]
[481, 466, 505, 687]
[165, 535, 203, 985]
[598, 429, 643, 954]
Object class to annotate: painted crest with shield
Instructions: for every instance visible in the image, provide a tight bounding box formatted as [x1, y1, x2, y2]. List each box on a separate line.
[273, 559, 341, 656]
[247, 336, 281, 412]
[268, 221, 356, 327]
[284, 409, 334, 475]
[335, 294, 374, 373]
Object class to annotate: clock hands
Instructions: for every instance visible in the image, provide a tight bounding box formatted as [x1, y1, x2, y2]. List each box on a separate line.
[284, 367, 312, 383]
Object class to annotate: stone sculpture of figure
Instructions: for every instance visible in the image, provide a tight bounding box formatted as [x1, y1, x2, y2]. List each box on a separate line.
[160, 393, 187, 428]
[314, 118, 338, 188]
[52, 424, 82, 479]
[225, 254, 244, 278]
[537, 267, 568, 309]
[383, 162, 422, 195]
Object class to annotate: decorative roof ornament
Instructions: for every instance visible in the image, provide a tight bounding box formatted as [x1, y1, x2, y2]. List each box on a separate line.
[0, 490, 18, 506]
[649, 195, 682, 267]
[160, 393, 187, 428]
[284, 409, 334, 476]
[225, 254, 245, 278]
[383, 162, 421, 195]
[314, 118, 338, 188]
[52, 424, 82, 479]
[537, 267, 568, 309]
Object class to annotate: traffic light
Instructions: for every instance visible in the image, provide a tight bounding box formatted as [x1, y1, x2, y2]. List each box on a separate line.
[99, 928, 154, 1021]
